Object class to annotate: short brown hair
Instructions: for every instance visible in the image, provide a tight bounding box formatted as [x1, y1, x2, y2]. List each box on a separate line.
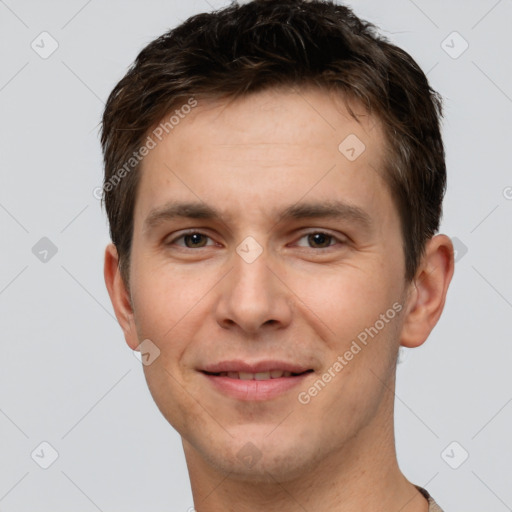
[101, 0, 446, 285]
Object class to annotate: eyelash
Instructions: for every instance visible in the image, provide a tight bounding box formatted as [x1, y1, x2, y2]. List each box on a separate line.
[166, 230, 346, 250]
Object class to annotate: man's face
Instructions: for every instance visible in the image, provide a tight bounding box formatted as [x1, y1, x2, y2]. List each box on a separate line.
[123, 87, 411, 480]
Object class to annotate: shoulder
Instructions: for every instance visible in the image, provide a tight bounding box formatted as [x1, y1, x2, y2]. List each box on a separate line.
[415, 485, 445, 512]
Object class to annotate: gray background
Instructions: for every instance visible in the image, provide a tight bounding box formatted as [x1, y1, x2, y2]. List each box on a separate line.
[1, 0, 511, 510]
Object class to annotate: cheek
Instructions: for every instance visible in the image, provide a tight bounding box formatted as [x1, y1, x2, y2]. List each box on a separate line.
[128, 269, 193, 374]
[130, 256, 212, 334]
[295, 265, 403, 428]
[289, 262, 400, 345]
[130, 265, 214, 434]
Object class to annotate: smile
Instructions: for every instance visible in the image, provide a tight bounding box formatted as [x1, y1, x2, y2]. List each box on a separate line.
[199, 361, 314, 401]
[204, 370, 309, 380]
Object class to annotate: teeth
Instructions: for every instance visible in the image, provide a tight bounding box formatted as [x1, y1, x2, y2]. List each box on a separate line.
[218, 370, 296, 380]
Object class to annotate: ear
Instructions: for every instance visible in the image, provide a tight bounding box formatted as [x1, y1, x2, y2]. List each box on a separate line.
[400, 234, 454, 348]
[104, 243, 139, 350]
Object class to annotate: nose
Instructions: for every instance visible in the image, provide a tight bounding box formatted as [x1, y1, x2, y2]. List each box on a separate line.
[214, 247, 293, 334]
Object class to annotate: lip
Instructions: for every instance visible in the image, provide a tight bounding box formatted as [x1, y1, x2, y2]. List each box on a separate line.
[201, 359, 311, 374]
[199, 359, 314, 401]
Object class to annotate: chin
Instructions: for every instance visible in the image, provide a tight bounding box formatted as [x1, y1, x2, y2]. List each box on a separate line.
[193, 427, 326, 484]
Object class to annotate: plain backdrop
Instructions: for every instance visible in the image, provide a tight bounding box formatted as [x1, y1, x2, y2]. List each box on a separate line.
[1, 0, 511, 510]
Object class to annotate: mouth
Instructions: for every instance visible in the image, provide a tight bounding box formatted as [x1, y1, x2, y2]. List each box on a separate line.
[202, 370, 312, 380]
[199, 361, 314, 401]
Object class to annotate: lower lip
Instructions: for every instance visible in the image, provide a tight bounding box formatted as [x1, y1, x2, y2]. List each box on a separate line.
[201, 372, 311, 401]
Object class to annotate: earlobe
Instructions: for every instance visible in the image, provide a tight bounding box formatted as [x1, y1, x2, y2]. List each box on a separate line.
[103, 243, 138, 350]
[399, 235, 454, 348]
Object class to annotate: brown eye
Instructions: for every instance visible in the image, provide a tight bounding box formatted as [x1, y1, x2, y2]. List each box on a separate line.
[307, 232, 334, 248]
[183, 233, 208, 248]
[294, 231, 343, 250]
[169, 232, 214, 248]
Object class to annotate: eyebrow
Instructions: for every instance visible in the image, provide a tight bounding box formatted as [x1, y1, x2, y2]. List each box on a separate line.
[143, 201, 225, 233]
[277, 201, 372, 228]
[143, 199, 372, 233]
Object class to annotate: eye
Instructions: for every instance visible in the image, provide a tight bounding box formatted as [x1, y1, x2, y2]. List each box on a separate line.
[295, 231, 343, 249]
[169, 231, 215, 248]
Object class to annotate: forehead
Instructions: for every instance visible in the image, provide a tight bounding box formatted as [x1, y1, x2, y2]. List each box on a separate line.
[134, 86, 391, 227]
[162, 87, 383, 156]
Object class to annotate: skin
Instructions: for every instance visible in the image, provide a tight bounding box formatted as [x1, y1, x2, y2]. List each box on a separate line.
[104, 86, 454, 511]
